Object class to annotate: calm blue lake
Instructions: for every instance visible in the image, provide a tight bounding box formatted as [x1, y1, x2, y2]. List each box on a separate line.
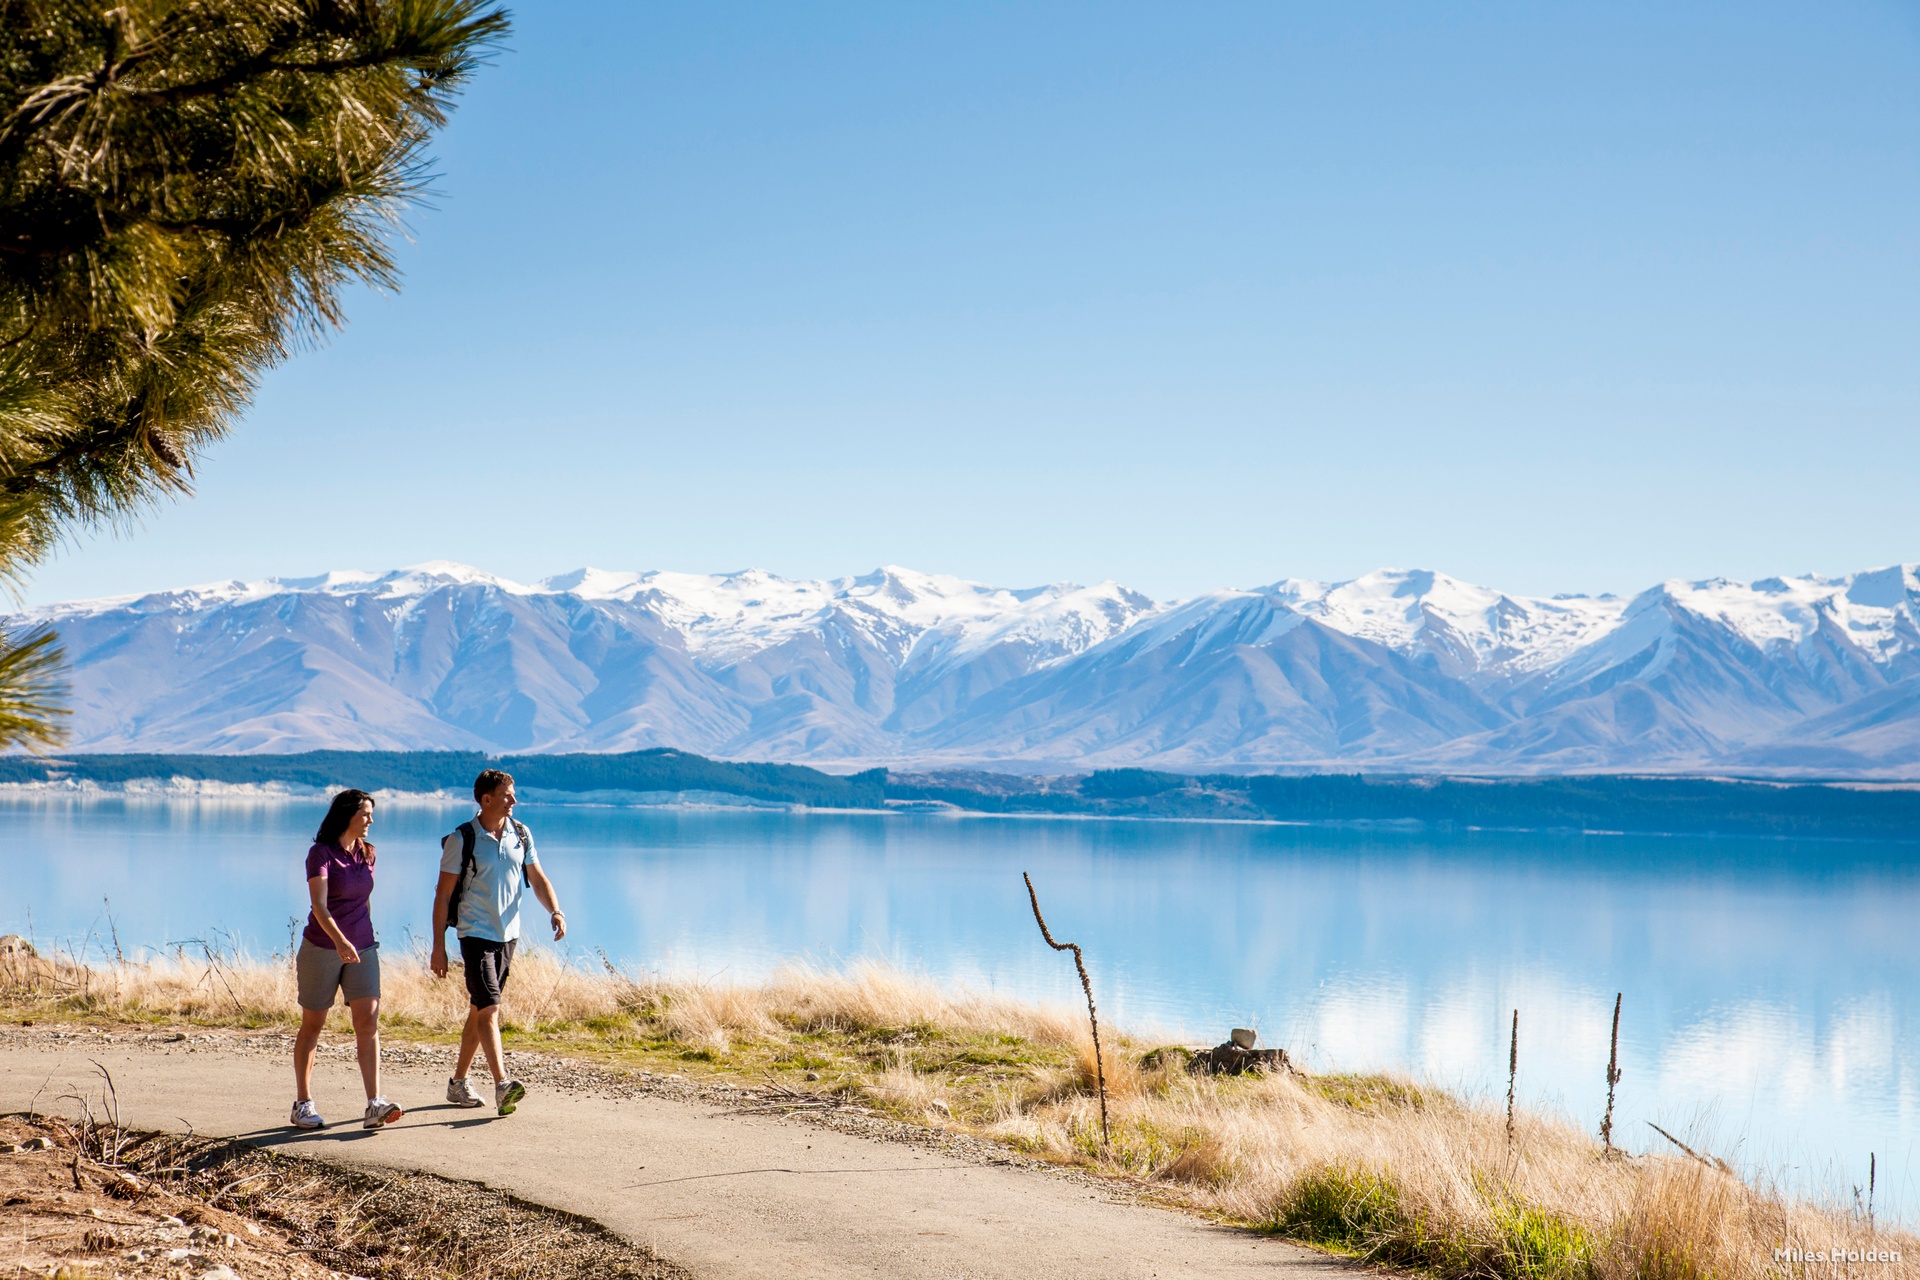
[2, 795, 1913, 1219]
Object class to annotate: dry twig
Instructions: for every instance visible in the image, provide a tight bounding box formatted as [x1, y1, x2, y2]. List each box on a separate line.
[1022, 871, 1108, 1145]
[1648, 1121, 1733, 1174]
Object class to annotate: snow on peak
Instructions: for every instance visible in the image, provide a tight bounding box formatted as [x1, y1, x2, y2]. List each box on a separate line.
[899, 579, 1163, 675]
[512, 564, 1142, 665]
[539, 567, 646, 598]
[1658, 566, 1920, 660]
[1265, 569, 1628, 672]
[366, 562, 534, 596]
[841, 566, 1057, 624]
[1844, 563, 1920, 609]
[602, 565, 1158, 666]
[622, 569, 843, 659]
[1111, 589, 1306, 662]
[29, 561, 1920, 680]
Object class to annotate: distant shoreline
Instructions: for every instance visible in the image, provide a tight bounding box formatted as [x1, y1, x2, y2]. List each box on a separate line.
[2, 749, 1919, 841]
[11, 786, 1894, 846]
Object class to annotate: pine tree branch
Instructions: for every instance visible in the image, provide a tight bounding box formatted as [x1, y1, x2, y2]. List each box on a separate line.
[0, 625, 69, 752]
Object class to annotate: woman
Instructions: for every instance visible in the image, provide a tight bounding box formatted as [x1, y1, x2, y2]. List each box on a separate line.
[291, 789, 402, 1130]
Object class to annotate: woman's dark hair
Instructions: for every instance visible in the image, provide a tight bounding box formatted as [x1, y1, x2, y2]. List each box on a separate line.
[315, 789, 377, 862]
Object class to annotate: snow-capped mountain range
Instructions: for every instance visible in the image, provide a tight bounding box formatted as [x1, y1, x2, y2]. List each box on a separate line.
[19, 560, 1920, 775]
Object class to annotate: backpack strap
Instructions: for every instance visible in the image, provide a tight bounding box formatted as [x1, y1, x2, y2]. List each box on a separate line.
[511, 819, 532, 885]
[446, 822, 532, 930]
[443, 821, 478, 935]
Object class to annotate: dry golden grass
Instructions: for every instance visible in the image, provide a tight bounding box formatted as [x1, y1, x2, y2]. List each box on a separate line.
[3, 948, 1911, 1280]
[0, 948, 1080, 1043]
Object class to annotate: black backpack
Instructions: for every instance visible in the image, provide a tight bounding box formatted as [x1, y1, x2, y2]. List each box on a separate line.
[443, 818, 533, 933]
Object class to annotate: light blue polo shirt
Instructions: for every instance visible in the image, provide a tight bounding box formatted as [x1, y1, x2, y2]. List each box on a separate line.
[440, 817, 540, 943]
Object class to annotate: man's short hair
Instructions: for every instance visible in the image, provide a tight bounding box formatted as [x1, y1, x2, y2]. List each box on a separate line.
[473, 769, 514, 803]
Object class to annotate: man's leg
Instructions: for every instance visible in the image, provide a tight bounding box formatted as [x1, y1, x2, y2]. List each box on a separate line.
[453, 936, 491, 1080]
[456, 1004, 484, 1079]
[474, 1003, 506, 1083]
[455, 941, 508, 1084]
[470, 943, 523, 1114]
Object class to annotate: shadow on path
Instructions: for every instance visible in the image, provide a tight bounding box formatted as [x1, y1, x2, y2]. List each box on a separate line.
[626, 1166, 983, 1189]
[229, 1103, 511, 1148]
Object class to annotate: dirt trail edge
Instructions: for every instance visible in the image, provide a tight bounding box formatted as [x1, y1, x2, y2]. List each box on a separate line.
[0, 1034, 1350, 1280]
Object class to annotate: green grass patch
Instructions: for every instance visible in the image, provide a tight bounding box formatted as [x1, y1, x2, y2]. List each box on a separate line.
[1307, 1072, 1431, 1114]
[771, 1051, 833, 1070]
[1078, 1117, 1213, 1175]
[1494, 1200, 1596, 1280]
[1274, 1167, 1598, 1280]
[1275, 1165, 1410, 1256]
[937, 1045, 1050, 1068]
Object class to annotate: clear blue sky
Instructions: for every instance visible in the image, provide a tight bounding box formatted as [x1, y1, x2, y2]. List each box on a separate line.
[25, 1, 1920, 605]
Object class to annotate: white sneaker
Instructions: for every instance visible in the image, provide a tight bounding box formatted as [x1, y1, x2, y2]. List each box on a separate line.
[289, 1099, 324, 1130]
[446, 1076, 484, 1108]
[495, 1078, 526, 1116]
[362, 1097, 403, 1129]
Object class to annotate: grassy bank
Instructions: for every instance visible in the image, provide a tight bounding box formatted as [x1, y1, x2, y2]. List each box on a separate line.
[2, 947, 1910, 1280]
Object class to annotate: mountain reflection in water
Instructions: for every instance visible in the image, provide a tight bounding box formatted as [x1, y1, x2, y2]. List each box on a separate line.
[3, 796, 1912, 1220]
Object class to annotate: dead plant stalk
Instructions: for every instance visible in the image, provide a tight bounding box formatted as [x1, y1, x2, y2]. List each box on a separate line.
[1022, 871, 1108, 1145]
[1602, 991, 1623, 1153]
[1505, 1008, 1518, 1155]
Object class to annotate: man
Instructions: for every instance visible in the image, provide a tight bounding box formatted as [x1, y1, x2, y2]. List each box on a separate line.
[431, 769, 567, 1115]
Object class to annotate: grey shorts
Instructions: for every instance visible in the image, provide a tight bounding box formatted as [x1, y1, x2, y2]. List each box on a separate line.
[295, 940, 381, 1011]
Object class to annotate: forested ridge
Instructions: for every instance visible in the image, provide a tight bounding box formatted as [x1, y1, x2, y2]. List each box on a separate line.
[1, 750, 1915, 838]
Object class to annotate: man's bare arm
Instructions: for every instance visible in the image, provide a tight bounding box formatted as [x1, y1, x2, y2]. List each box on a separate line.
[430, 871, 459, 977]
[528, 863, 565, 940]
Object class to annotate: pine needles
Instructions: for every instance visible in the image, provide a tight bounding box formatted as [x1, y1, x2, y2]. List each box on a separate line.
[0, 0, 509, 746]
[0, 623, 65, 748]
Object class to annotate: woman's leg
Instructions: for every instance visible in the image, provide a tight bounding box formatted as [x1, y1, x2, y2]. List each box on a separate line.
[347, 996, 381, 1101]
[293, 1006, 327, 1101]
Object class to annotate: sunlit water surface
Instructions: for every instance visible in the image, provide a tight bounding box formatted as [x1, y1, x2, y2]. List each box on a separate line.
[2, 796, 1914, 1220]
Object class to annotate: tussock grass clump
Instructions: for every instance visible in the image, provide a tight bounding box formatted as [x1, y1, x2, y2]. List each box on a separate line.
[1308, 1072, 1432, 1114]
[4, 949, 1914, 1280]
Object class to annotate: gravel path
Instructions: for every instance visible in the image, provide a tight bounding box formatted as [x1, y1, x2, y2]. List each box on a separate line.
[0, 1027, 1352, 1279]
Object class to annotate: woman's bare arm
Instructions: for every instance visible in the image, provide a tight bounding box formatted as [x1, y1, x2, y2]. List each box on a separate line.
[307, 876, 360, 964]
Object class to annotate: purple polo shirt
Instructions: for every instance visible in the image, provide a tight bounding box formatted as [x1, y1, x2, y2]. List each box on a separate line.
[302, 842, 376, 951]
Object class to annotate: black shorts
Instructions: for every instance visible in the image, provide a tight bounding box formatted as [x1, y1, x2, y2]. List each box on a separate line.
[459, 936, 516, 1009]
